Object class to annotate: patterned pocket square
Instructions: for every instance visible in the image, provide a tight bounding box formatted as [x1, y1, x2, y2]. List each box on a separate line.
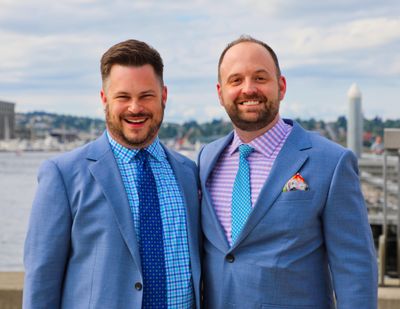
[283, 173, 309, 192]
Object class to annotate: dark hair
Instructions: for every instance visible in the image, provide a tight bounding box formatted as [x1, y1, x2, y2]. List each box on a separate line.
[100, 39, 164, 85]
[218, 35, 281, 81]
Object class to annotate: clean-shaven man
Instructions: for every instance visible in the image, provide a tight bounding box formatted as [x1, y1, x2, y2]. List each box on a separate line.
[199, 35, 377, 308]
[24, 39, 201, 308]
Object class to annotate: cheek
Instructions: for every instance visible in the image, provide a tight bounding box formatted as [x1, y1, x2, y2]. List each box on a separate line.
[146, 102, 164, 117]
[108, 103, 125, 118]
[223, 88, 239, 103]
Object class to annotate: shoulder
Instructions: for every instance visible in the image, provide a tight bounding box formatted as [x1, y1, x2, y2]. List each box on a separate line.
[203, 133, 233, 151]
[47, 141, 92, 168]
[42, 134, 109, 172]
[290, 120, 349, 158]
[308, 131, 353, 164]
[288, 121, 358, 174]
[199, 132, 234, 161]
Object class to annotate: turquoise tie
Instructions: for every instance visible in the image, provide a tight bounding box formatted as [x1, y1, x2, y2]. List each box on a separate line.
[231, 144, 254, 244]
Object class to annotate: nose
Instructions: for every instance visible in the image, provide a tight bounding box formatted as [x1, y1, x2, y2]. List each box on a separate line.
[127, 99, 144, 114]
[242, 78, 257, 95]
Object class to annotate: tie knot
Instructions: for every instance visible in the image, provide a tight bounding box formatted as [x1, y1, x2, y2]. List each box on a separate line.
[239, 144, 253, 159]
[135, 149, 149, 163]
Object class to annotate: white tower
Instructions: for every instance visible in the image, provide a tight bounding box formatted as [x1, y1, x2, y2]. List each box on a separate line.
[347, 83, 363, 158]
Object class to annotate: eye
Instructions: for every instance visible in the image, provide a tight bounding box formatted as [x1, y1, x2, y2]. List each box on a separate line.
[255, 76, 266, 82]
[141, 93, 155, 100]
[229, 77, 242, 85]
[116, 95, 129, 100]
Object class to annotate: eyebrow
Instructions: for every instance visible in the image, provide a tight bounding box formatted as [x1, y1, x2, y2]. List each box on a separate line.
[140, 90, 157, 96]
[226, 69, 272, 81]
[114, 91, 130, 96]
[227, 73, 241, 80]
[114, 89, 157, 97]
[253, 69, 272, 76]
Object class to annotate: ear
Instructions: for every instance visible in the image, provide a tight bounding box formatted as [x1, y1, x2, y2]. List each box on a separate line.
[217, 83, 224, 106]
[100, 88, 107, 108]
[162, 86, 167, 108]
[278, 76, 287, 101]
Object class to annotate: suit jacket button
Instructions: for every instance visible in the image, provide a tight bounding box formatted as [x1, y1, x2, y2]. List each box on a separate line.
[226, 254, 235, 263]
[134, 282, 143, 291]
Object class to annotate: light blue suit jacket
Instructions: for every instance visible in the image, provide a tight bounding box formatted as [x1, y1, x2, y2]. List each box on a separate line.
[23, 132, 201, 308]
[199, 120, 377, 308]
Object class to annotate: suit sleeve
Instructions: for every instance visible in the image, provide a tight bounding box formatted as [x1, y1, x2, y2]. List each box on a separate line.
[23, 160, 72, 309]
[323, 150, 378, 308]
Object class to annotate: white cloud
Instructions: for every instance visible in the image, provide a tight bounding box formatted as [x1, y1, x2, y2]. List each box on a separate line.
[12, 91, 101, 116]
[0, 0, 399, 121]
[285, 17, 400, 56]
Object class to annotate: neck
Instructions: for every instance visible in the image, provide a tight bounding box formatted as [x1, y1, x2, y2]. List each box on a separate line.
[235, 114, 280, 143]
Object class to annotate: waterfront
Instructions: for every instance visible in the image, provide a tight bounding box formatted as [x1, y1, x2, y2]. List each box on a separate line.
[0, 152, 58, 270]
[0, 148, 197, 271]
[0, 150, 397, 272]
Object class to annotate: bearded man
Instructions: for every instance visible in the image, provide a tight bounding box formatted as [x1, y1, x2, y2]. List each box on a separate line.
[198, 35, 377, 308]
[23, 39, 201, 309]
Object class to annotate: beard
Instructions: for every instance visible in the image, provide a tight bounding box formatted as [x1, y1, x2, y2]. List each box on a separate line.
[224, 93, 280, 132]
[105, 103, 164, 149]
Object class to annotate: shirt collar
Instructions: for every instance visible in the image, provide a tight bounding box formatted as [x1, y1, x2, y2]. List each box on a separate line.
[228, 117, 290, 158]
[107, 131, 166, 163]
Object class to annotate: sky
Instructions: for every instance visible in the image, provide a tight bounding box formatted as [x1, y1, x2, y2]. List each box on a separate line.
[0, 0, 399, 124]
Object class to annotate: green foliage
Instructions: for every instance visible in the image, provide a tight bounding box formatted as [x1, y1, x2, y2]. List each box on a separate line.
[18, 111, 105, 132]
[15, 111, 400, 142]
[364, 117, 384, 137]
[335, 116, 347, 130]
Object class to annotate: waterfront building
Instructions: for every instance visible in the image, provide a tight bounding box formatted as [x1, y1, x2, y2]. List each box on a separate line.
[0, 100, 15, 140]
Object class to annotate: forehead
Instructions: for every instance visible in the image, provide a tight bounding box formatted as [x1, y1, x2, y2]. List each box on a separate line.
[106, 64, 161, 89]
[109, 64, 156, 79]
[220, 42, 277, 78]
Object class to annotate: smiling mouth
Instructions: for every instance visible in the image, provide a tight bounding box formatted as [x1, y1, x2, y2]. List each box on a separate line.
[239, 100, 261, 106]
[124, 117, 147, 124]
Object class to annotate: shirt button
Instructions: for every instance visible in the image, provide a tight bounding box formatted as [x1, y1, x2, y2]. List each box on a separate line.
[134, 282, 143, 291]
[226, 254, 235, 263]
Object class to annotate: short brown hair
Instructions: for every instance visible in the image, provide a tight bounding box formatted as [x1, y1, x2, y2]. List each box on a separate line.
[100, 39, 164, 85]
[218, 35, 281, 81]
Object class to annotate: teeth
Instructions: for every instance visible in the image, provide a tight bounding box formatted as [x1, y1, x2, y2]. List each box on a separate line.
[126, 118, 145, 124]
[241, 101, 260, 106]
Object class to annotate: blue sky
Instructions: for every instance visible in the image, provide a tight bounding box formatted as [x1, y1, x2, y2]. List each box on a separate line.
[0, 0, 399, 123]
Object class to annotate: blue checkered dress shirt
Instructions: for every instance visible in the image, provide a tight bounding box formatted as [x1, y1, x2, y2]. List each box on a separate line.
[107, 132, 194, 308]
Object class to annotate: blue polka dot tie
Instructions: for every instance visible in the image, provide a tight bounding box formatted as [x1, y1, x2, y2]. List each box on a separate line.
[136, 150, 167, 308]
[231, 144, 254, 244]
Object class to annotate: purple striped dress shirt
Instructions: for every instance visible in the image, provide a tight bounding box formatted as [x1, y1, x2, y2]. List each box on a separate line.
[207, 117, 292, 245]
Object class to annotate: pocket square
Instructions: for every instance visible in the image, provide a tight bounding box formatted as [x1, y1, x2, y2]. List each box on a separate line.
[283, 173, 309, 192]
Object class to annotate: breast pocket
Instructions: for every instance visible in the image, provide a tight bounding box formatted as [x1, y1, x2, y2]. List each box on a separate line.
[275, 190, 315, 202]
[260, 190, 319, 232]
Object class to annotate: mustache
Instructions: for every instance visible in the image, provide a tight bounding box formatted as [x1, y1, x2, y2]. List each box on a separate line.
[234, 93, 268, 104]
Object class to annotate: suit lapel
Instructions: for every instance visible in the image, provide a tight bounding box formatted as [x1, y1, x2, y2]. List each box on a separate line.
[200, 132, 234, 184]
[87, 133, 142, 272]
[230, 122, 312, 249]
[200, 133, 234, 251]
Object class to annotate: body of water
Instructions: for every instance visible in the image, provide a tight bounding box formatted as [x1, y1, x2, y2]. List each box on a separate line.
[0, 148, 198, 270]
[0, 151, 58, 270]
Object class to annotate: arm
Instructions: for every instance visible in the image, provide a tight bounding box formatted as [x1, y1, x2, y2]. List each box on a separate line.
[23, 160, 72, 309]
[323, 150, 378, 309]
